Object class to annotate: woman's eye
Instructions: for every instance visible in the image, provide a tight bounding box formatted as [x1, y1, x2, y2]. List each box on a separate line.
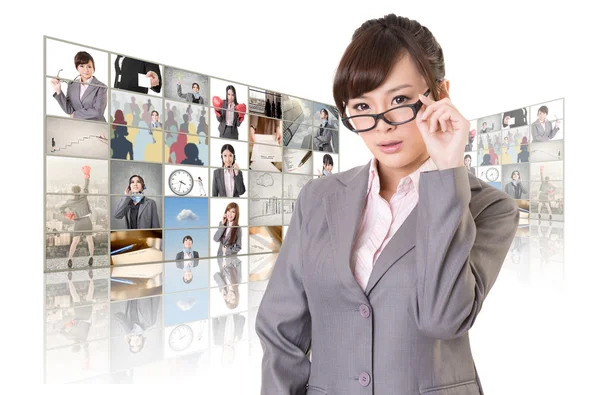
[393, 96, 409, 105]
[352, 103, 369, 112]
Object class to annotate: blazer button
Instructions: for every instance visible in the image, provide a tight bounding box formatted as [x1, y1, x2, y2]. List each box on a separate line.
[359, 304, 370, 318]
[359, 372, 371, 386]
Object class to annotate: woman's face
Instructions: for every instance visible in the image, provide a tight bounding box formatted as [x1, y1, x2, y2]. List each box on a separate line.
[77, 60, 94, 81]
[151, 112, 159, 122]
[227, 89, 235, 103]
[184, 239, 192, 249]
[129, 177, 143, 193]
[222, 149, 234, 166]
[325, 163, 333, 172]
[537, 111, 547, 122]
[225, 290, 236, 304]
[464, 156, 471, 166]
[192, 84, 199, 93]
[346, 55, 440, 174]
[226, 208, 237, 222]
[512, 172, 520, 180]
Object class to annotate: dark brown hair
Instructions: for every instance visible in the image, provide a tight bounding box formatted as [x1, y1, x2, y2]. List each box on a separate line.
[333, 14, 445, 120]
[223, 202, 240, 245]
[74, 51, 95, 71]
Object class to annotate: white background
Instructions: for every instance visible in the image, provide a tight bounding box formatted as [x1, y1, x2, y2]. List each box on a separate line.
[2, 0, 599, 392]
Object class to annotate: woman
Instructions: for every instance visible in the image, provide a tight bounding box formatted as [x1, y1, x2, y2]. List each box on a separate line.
[213, 203, 242, 257]
[537, 166, 556, 220]
[517, 137, 530, 163]
[59, 166, 94, 268]
[317, 153, 334, 177]
[504, 170, 528, 199]
[113, 175, 160, 229]
[255, 14, 519, 394]
[212, 85, 246, 139]
[177, 81, 204, 104]
[463, 153, 476, 175]
[51, 51, 107, 121]
[111, 110, 133, 160]
[213, 256, 242, 310]
[212, 144, 246, 197]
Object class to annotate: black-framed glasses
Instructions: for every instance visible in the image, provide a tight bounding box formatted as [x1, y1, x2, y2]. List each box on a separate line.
[342, 89, 431, 133]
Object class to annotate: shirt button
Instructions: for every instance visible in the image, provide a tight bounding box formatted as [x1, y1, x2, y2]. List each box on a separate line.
[359, 372, 371, 386]
[359, 304, 370, 318]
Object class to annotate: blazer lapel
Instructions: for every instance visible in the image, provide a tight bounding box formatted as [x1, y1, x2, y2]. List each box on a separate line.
[324, 162, 371, 299]
[80, 78, 98, 103]
[364, 169, 482, 296]
[364, 205, 418, 296]
[137, 198, 149, 221]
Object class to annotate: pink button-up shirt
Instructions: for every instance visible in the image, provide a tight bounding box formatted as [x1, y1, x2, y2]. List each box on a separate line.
[352, 156, 438, 291]
[224, 169, 235, 197]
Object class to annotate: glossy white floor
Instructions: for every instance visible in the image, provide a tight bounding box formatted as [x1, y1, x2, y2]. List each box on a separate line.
[44, 221, 564, 393]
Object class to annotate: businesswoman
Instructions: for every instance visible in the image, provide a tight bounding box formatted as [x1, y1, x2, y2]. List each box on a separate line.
[213, 202, 242, 257]
[317, 153, 334, 177]
[51, 51, 108, 122]
[504, 170, 528, 199]
[212, 144, 246, 197]
[113, 175, 160, 229]
[212, 85, 246, 140]
[256, 14, 519, 395]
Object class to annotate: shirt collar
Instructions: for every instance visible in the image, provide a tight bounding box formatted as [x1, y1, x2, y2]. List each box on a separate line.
[367, 156, 438, 195]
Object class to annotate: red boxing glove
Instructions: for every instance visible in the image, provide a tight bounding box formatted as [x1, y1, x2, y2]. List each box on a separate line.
[65, 212, 76, 220]
[82, 165, 91, 179]
[212, 96, 223, 117]
[235, 103, 247, 123]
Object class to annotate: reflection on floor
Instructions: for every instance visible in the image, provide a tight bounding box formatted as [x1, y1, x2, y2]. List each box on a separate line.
[44, 227, 564, 386]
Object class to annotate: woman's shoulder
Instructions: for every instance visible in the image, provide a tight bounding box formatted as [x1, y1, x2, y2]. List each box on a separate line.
[91, 77, 108, 89]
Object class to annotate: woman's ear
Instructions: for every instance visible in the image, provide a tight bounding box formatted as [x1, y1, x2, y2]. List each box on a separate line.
[439, 79, 450, 99]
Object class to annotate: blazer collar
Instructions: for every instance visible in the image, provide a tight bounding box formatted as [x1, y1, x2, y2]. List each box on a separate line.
[324, 160, 482, 298]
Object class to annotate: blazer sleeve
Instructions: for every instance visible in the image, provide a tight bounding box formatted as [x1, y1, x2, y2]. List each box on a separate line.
[113, 196, 130, 219]
[144, 62, 162, 93]
[177, 84, 187, 100]
[549, 121, 560, 139]
[411, 166, 519, 340]
[212, 169, 220, 197]
[228, 228, 242, 254]
[83, 178, 90, 194]
[150, 199, 160, 228]
[53, 88, 75, 116]
[234, 171, 246, 196]
[213, 223, 226, 242]
[74, 86, 107, 120]
[314, 129, 332, 145]
[255, 186, 311, 394]
[175, 252, 183, 264]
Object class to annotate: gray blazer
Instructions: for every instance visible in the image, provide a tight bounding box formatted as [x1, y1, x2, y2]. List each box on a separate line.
[212, 168, 246, 197]
[531, 119, 560, 142]
[177, 84, 205, 104]
[314, 121, 333, 152]
[255, 161, 519, 395]
[113, 196, 160, 229]
[53, 76, 107, 122]
[213, 223, 242, 256]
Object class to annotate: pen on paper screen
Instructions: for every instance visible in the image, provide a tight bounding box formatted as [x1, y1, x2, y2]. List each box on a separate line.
[298, 151, 312, 168]
[111, 243, 136, 255]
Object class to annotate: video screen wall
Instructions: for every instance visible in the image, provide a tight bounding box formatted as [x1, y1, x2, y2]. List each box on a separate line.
[465, 99, 565, 225]
[43, 37, 340, 383]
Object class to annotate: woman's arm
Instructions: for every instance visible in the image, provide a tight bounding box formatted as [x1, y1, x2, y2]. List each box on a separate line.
[234, 171, 246, 196]
[255, 186, 311, 394]
[53, 86, 75, 116]
[411, 167, 519, 340]
[228, 228, 242, 254]
[213, 222, 226, 242]
[113, 196, 130, 219]
[150, 199, 160, 228]
[212, 170, 220, 197]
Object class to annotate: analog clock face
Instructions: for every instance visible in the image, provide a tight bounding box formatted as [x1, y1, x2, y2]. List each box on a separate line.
[486, 167, 499, 182]
[169, 324, 193, 351]
[169, 169, 194, 196]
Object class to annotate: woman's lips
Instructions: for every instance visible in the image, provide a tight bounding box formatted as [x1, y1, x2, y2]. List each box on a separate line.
[377, 141, 403, 154]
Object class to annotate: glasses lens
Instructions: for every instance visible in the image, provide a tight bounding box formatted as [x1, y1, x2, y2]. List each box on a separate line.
[384, 106, 416, 124]
[346, 106, 417, 132]
[345, 115, 374, 132]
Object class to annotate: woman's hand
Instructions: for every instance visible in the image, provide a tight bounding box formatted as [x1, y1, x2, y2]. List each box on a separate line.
[50, 78, 62, 94]
[417, 94, 470, 171]
[124, 186, 131, 196]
